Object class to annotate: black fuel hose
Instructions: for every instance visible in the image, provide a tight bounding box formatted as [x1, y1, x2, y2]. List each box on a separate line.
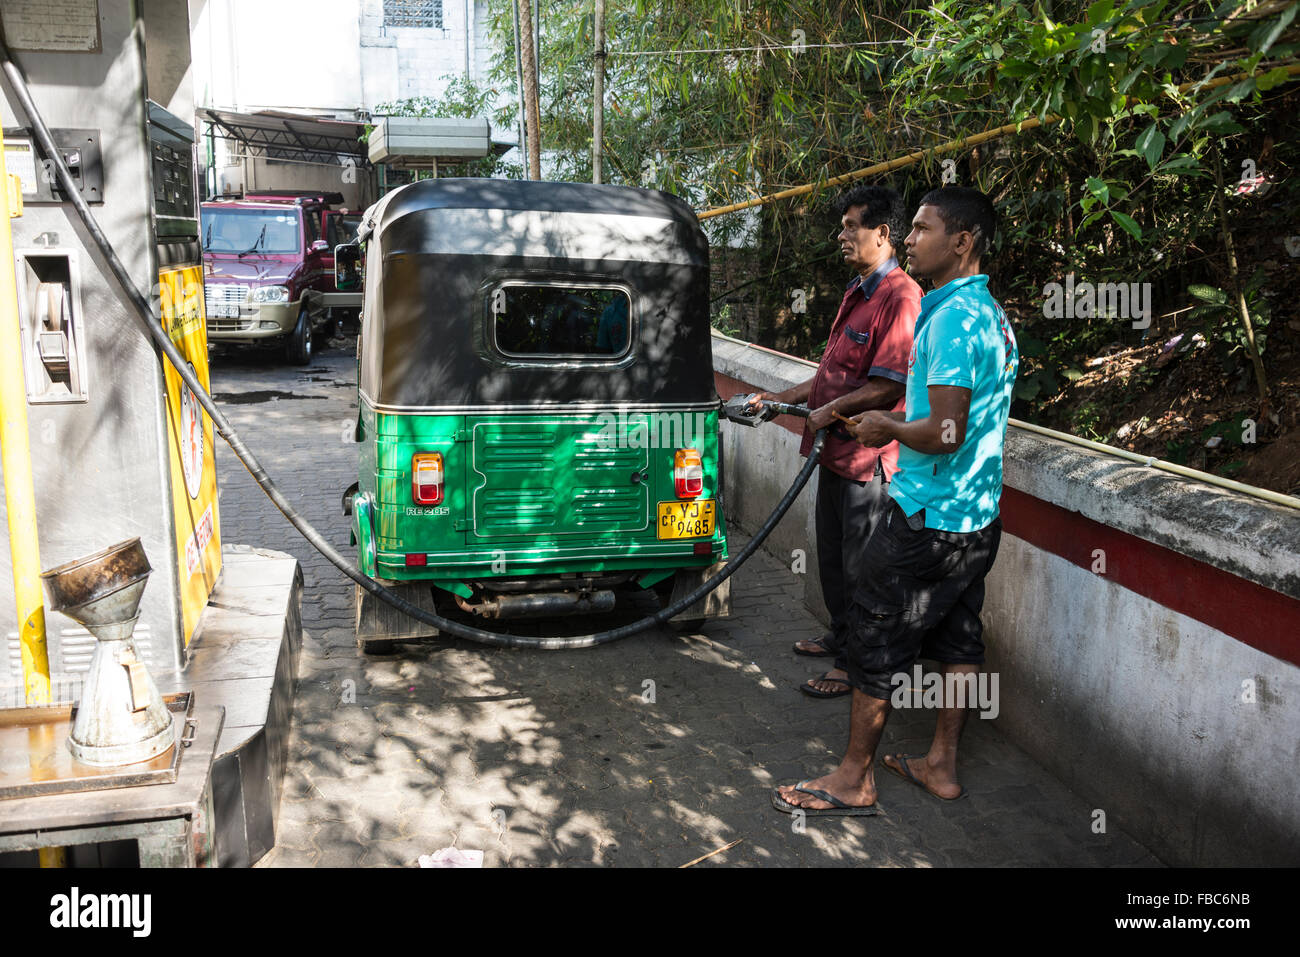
[0, 42, 824, 649]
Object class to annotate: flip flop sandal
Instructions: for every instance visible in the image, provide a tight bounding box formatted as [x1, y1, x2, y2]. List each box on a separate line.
[771, 781, 881, 817]
[792, 635, 837, 657]
[882, 754, 968, 801]
[798, 672, 852, 698]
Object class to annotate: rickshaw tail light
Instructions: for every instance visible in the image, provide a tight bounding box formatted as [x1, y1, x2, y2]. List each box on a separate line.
[412, 452, 444, 505]
[674, 449, 704, 498]
[405, 553, 427, 567]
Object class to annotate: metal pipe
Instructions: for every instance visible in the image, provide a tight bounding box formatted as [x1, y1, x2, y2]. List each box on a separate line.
[1009, 419, 1300, 511]
[457, 590, 617, 619]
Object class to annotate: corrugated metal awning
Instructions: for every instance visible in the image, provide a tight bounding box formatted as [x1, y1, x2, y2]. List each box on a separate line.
[197, 107, 368, 165]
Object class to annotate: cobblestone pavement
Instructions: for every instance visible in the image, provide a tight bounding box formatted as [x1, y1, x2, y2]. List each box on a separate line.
[209, 335, 1161, 868]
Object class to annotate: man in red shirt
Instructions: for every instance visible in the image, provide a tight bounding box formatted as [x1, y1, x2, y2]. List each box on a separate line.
[749, 185, 921, 697]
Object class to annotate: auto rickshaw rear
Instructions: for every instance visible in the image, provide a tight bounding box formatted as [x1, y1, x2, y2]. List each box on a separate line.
[344, 179, 729, 652]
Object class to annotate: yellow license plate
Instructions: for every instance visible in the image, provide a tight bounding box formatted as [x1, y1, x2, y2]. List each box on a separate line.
[657, 499, 715, 540]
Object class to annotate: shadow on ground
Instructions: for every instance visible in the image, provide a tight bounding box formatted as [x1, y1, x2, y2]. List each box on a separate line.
[210, 338, 1160, 868]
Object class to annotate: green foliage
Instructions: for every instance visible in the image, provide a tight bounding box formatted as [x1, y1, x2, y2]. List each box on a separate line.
[1071, 400, 1107, 441]
[470, 1, 1298, 416]
[1188, 268, 1273, 364]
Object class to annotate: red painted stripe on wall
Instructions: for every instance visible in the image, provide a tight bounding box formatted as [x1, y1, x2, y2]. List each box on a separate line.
[999, 485, 1300, 667]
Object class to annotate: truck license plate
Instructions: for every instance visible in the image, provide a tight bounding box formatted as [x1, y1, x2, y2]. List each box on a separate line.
[657, 499, 714, 540]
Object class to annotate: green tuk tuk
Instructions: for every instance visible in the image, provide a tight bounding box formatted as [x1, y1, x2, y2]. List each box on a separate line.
[343, 178, 730, 652]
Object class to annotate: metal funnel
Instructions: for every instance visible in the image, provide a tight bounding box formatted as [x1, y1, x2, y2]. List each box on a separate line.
[40, 539, 175, 767]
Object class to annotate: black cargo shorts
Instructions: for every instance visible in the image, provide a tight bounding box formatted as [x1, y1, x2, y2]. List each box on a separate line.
[843, 498, 1002, 701]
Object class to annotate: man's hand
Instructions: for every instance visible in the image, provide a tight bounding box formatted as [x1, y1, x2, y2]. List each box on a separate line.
[846, 410, 898, 448]
[744, 391, 782, 422]
[745, 378, 813, 417]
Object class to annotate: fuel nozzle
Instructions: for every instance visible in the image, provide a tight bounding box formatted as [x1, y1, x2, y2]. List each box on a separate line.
[722, 393, 810, 427]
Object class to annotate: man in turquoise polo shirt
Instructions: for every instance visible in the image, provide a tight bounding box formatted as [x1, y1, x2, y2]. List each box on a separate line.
[773, 186, 1018, 816]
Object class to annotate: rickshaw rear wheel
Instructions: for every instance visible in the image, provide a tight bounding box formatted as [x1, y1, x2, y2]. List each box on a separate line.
[285, 306, 313, 365]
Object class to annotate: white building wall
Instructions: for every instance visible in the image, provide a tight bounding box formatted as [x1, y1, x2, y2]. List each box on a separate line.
[193, 0, 491, 117]
[191, 0, 500, 198]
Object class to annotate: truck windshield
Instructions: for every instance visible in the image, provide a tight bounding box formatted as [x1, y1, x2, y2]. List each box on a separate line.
[201, 207, 301, 254]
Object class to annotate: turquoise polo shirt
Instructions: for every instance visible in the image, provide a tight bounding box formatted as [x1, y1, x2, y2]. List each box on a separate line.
[889, 274, 1019, 532]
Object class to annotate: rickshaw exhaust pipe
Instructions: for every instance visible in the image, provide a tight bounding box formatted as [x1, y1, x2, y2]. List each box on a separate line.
[456, 590, 617, 620]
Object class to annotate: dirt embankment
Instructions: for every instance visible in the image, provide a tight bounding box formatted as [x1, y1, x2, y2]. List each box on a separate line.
[1028, 317, 1300, 498]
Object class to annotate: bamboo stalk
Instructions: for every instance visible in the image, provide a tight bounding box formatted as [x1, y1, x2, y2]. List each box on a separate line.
[1211, 142, 1270, 417]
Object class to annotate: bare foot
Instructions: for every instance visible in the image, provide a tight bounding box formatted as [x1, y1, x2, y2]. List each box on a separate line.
[775, 768, 877, 811]
[881, 753, 964, 801]
[792, 636, 835, 656]
[802, 669, 851, 696]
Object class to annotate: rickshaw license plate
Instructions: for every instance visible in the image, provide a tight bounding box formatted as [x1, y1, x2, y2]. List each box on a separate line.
[657, 499, 715, 539]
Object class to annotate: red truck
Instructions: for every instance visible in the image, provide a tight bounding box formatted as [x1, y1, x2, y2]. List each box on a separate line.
[200, 190, 362, 363]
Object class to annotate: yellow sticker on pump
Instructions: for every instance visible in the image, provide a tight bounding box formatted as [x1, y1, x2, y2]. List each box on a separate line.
[657, 499, 715, 540]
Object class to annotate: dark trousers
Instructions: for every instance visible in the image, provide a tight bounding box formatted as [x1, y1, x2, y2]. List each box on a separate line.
[816, 465, 891, 671]
[843, 500, 1003, 700]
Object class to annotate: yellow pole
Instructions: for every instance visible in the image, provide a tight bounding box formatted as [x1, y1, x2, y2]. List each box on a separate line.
[0, 128, 50, 704]
[0, 126, 65, 867]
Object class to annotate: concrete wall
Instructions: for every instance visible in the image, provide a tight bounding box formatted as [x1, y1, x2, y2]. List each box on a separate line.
[713, 334, 826, 623]
[711, 329, 1300, 866]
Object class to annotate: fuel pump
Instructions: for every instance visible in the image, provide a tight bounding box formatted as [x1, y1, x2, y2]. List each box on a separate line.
[0, 0, 219, 704]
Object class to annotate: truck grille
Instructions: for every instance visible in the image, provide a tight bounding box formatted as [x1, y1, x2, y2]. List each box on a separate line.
[208, 318, 257, 332]
[204, 282, 248, 308]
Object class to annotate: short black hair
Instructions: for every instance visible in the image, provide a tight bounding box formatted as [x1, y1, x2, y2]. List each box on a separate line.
[833, 184, 907, 251]
[917, 186, 996, 260]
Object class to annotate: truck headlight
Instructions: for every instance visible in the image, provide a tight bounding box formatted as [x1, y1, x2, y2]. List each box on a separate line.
[251, 285, 289, 304]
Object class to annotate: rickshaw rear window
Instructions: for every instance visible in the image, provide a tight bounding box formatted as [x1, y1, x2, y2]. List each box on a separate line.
[493, 285, 631, 358]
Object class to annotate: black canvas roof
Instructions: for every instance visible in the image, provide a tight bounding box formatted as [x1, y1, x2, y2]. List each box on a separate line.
[358, 180, 716, 409]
